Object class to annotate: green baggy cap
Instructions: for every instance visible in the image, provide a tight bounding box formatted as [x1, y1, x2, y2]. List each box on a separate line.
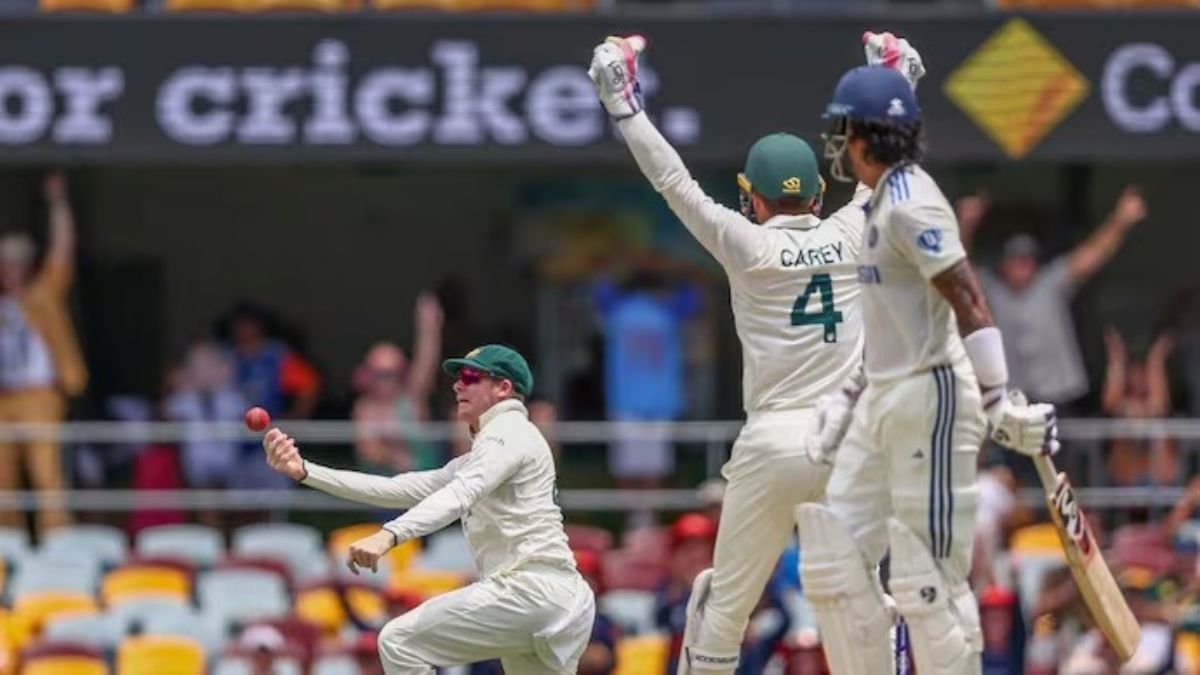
[741, 133, 822, 201]
[442, 344, 534, 396]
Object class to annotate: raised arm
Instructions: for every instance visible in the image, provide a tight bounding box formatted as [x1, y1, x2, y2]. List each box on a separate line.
[953, 191, 989, 256]
[1144, 332, 1174, 418]
[1100, 326, 1128, 416]
[1066, 186, 1146, 287]
[381, 434, 524, 543]
[405, 291, 444, 406]
[588, 36, 769, 272]
[263, 428, 458, 508]
[618, 113, 769, 271]
[40, 170, 77, 293]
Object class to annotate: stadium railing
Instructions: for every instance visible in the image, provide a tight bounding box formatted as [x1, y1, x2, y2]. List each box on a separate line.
[0, 417, 1194, 513]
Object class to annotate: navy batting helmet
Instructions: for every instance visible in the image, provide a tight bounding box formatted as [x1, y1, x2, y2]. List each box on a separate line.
[822, 66, 921, 182]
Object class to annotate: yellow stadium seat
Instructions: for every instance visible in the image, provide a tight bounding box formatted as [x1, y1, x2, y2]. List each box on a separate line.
[11, 593, 97, 648]
[294, 586, 344, 638]
[329, 524, 420, 573]
[250, 0, 356, 10]
[102, 567, 189, 607]
[369, 0, 451, 8]
[1177, 632, 1200, 674]
[1010, 523, 1065, 560]
[22, 655, 109, 675]
[39, 0, 133, 11]
[614, 635, 668, 675]
[163, 0, 249, 12]
[295, 584, 386, 638]
[450, 0, 592, 9]
[389, 568, 465, 599]
[116, 636, 204, 675]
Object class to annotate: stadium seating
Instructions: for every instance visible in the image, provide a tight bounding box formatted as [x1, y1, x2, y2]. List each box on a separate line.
[38, 0, 133, 12]
[101, 564, 191, 606]
[21, 643, 110, 675]
[11, 591, 98, 646]
[43, 611, 127, 651]
[613, 634, 669, 675]
[163, 0, 251, 10]
[211, 654, 302, 675]
[0, 528, 30, 563]
[116, 635, 205, 675]
[41, 525, 128, 568]
[9, 556, 103, 603]
[232, 523, 322, 580]
[197, 568, 290, 625]
[136, 525, 224, 568]
[294, 581, 385, 638]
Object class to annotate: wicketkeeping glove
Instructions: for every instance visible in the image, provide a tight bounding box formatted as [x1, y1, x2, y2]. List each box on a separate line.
[588, 35, 647, 120]
[863, 31, 926, 90]
[984, 388, 1060, 457]
[804, 367, 867, 466]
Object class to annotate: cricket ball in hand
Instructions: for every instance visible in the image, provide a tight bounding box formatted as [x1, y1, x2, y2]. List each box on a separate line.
[244, 406, 271, 432]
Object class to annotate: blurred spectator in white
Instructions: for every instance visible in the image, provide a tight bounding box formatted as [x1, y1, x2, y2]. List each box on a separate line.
[1102, 327, 1176, 487]
[696, 477, 726, 523]
[972, 464, 1033, 587]
[222, 301, 321, 420]
[958, 186, 1147, 412]
[351, 292, 443, 474]
[655, 513, 717, 674]
[165, 339, 247, 489]
[0, 171, 87, 534]
[593, 270, 700, 490]
[238, 624, 287, 675]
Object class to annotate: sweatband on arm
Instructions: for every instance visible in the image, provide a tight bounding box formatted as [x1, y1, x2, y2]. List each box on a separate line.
[963, 326, 1008, 390]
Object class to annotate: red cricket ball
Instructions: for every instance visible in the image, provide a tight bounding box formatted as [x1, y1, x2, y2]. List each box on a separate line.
[244, 406, 271, 432]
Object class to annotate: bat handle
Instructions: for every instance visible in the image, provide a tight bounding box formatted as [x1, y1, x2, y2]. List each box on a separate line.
[1032, 453, 1059, 492]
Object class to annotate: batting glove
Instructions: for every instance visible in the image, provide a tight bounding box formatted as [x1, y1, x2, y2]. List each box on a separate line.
[588, 35, 646, 120]
[804, 367, 866, 466]
[984, 388, 1060, 457]
[863, 31, 926, 90]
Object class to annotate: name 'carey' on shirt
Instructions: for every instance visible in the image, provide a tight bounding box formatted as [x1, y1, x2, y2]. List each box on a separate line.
[780, 242, 845, 268]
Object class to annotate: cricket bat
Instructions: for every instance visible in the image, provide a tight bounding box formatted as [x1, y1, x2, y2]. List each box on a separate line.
[1034, 453, 1141, 662]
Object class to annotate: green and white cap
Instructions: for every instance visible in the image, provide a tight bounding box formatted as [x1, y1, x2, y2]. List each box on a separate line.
[442, 344, 534, 396]
[739, 133, 822, 200]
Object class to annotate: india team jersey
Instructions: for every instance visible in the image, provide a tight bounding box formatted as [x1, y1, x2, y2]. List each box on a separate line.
[857, 164, 968, 382]
[619, 113, 866, 412]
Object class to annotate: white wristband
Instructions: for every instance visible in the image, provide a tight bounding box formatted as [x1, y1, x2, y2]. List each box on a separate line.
[963, 326, 1009, 390]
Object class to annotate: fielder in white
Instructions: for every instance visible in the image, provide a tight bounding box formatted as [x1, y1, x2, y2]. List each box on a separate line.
[262, 344, 595, 674]
[796, 65, 1061, 675]
[588, 33, 921, 675]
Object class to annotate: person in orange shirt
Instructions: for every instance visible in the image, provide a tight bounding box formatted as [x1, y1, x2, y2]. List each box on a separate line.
[0, 171, 88, 534]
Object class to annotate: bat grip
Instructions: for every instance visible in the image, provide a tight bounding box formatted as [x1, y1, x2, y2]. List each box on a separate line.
[1032, 453, 1059, 492]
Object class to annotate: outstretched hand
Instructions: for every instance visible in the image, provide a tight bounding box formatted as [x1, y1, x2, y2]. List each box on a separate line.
[262, 428, 307, 481]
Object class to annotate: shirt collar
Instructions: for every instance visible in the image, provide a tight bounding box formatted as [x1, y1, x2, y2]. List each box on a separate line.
[470, 399, 528, 438]
[763, 213, 821, 231]
[868, 163, 913, 213]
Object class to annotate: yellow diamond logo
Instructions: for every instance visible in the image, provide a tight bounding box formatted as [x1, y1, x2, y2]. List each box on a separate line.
[945, 18, 1089, 159]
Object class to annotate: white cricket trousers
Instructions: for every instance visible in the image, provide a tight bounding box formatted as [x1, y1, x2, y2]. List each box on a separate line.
[378, 564, 595, 674]
[826, 359, 986, 584]
[698, 409, 832, 661]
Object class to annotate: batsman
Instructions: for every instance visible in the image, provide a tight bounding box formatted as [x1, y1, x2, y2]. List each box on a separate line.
[589, 32, 924, 674]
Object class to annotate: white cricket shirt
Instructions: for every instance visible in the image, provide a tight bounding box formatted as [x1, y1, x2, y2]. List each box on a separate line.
[303, 399, 575, 577]
[620, 112, 867, 412]
[856, 164, 968, 382]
